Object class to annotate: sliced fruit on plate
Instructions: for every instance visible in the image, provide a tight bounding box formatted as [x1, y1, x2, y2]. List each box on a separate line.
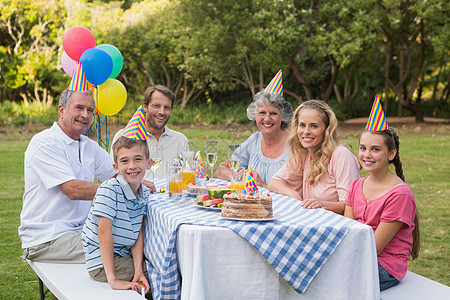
[208, 189, 235, 199]
[198, 198, 224, 207]
[196, 194, 210, 204]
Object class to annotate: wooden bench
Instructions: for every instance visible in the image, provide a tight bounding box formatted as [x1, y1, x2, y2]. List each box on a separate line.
[27, 260, 145, 299]
[380, 271, 450, 300]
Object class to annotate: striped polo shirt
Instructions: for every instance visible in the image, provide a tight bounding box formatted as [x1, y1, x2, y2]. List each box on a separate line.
[82, 175, 149, 272]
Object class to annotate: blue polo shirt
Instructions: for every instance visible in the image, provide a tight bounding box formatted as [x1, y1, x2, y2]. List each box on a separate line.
[82, 175, 149, 272]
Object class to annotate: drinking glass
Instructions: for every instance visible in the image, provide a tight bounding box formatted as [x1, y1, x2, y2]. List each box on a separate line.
[167, 165, 183, 198]
[227, 144, 241, 181]
[205, 140, 218, 182]
[149, 144, 163, 182]
[181, 151, 196, 190]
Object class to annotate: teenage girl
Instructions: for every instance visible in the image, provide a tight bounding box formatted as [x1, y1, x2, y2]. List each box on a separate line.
[344, 128, 420, 291]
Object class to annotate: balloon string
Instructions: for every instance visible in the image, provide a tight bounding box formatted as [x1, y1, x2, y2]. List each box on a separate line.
[105, 116, 110, 151]
[97, 115, 108, 150]
[85, 117, 95, 139]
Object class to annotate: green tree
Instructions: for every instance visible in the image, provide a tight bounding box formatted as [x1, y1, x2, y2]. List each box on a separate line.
[0, 0, 67, 105]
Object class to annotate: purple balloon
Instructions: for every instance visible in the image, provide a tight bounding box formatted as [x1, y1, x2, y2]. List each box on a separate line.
[61, 51, 77, 77]
[79, 48, 113, 85]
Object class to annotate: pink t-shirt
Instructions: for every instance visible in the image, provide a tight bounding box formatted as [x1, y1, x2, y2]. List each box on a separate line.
[345, 177, 416, 280]
[271, 145, 360, 202]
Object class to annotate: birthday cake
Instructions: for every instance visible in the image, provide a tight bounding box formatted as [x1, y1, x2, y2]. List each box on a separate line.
[221, 192, 273, 219]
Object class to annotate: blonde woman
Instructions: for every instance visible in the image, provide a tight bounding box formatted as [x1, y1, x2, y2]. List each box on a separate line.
[268, 100, 359, 214]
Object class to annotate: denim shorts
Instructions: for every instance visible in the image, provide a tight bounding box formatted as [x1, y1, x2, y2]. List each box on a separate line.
[378, 263, 400, 291]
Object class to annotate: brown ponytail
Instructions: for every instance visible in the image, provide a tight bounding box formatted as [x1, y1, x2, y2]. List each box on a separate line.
[377, 128, 405, 181]
[410, 211, 420, 260]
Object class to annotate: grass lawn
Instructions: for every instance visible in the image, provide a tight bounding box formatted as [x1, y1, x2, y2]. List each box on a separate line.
[0, 122, 448, 297]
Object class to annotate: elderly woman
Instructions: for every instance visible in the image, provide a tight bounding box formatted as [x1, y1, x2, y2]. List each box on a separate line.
[268, 100, 360, 214]
[215, 91, 293, 188]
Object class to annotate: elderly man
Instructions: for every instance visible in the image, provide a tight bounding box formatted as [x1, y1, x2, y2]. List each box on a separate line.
[19, 89, 116, 263]
[111, 85, 189, 191]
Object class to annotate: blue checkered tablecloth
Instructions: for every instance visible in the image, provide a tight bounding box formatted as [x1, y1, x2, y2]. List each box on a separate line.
[143, 179, 356, 300]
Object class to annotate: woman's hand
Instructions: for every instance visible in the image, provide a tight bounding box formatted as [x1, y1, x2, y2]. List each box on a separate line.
[141, 179, 156, 193]
[251, 170, 268, 189]
[268, 179, 302, 200]
[301, 198, 323, 209]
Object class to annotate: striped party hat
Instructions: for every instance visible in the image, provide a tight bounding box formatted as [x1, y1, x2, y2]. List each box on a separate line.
[366, 95, 389, 131]
[264, 69, 283, 96]
[244, 167, 258, 195]
[68, 63, 88, 92]
[121, 105, 148, 140]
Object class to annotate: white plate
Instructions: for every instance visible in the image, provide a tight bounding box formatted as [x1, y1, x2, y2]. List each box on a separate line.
[195, 204, 222, 211]
[221, 214, 280, 222]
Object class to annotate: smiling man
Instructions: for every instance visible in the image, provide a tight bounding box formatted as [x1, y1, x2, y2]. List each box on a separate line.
[19, 89, 116, 263]
[111, 85, 189, 186]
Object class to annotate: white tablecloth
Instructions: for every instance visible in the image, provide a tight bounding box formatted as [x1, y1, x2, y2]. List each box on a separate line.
[176, 223, 379, 300]
[144, 179, 379, 300]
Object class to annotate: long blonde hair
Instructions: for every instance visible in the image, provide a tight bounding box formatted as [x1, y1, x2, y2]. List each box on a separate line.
[288, 100, 340, 184]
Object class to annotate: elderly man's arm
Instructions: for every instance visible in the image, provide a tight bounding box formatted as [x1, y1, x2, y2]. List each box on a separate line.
[59, 180, 100, 200]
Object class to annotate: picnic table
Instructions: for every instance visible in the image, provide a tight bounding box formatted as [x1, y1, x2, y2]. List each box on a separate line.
[143, 179, 380, 300]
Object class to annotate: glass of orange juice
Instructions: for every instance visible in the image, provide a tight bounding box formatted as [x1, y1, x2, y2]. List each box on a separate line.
[181, 151, 196, 190]
[168, 165, 183, 197]
[230, 179, 245, 192]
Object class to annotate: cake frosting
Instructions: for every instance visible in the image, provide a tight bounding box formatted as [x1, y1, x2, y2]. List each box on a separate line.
[221, 192, 273, 219]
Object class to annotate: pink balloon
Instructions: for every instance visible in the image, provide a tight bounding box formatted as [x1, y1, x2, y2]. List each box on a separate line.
[62, 26, 96, 61]
[61, 51, 77, 77]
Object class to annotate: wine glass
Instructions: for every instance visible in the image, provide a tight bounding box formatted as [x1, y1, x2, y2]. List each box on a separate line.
[228, 144, 241, 181]
[149, 144, 163, 182]
[205, 140, 218, 182]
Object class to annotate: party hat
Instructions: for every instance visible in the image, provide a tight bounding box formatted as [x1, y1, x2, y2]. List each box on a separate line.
[264, 69, 283, 96]
[68, 63, 88, 92]
[366, 95, 389, 131]
[244, 167, 258, 195]
[195, 153, 206, 178]
[121, 105, 148, 140]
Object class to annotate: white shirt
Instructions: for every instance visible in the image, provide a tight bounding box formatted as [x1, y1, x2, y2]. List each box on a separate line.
[19, 122, 116, 248]
[111, 126, 188, 178]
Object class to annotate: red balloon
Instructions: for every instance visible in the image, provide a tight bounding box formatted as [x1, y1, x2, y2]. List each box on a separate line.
[63, 26, 96, 61]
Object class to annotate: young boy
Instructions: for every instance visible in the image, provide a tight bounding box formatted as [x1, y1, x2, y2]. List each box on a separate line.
[82, 136, 152, 297]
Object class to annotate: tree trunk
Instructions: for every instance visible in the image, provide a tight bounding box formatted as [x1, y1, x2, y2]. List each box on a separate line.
[350, 60, 359, 101]
[333, 84, 343, 103]
[285, 54, 314, 100]
[241, 55, 255, 97]
[321, 58, 340, 101]
[284, 89, 302, 103]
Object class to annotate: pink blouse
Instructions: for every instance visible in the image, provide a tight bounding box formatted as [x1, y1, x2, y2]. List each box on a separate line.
[345, 177, 416, 280]
[271, 145, 360, 202]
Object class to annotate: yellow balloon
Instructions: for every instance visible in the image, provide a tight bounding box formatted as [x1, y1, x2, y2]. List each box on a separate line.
[96, 78, 127, 116]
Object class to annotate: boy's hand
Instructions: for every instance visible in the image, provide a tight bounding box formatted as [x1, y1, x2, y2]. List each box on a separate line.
[132, 272, 150, 294]
[108, 278, 142, 293]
